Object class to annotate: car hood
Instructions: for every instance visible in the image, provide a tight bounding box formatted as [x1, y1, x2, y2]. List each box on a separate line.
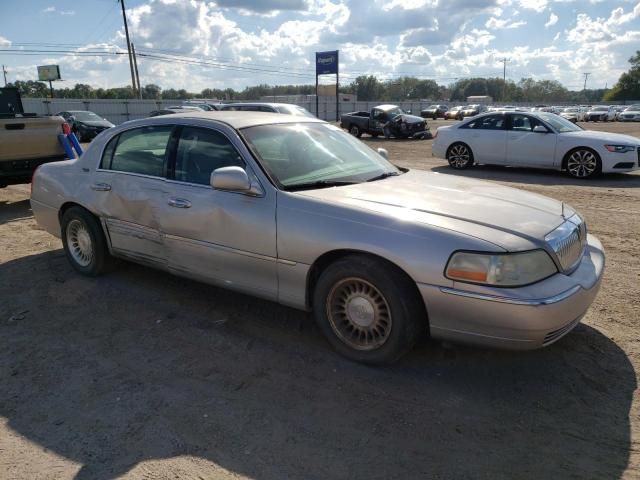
[297, 170, 568, 243]
[77, 120, 114, 128]
[561, 130, 640, 144]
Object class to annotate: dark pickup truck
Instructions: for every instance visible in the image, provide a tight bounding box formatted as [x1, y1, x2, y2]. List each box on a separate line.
[340, 104, 429, 139]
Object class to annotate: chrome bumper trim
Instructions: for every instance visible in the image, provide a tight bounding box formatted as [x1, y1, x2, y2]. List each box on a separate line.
[439, 285, 582, 306]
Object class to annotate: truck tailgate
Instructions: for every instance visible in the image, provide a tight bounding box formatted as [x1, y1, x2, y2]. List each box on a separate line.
[0, 116, 66, 162]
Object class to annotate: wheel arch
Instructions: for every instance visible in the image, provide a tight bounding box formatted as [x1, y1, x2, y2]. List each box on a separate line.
[305, 248, 429, 329]
[561, 145, 601, 171]
[58, 202, 111, 247]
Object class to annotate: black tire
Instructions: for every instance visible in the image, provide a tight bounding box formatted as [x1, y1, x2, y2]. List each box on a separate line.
[312, 255, 424, 365]
[61, 206, 113, 276]
[564, 148, 602, 179]
[349, 124, 362, 138]
[371, 133, 379, 138]
[446, 142, 474, 169]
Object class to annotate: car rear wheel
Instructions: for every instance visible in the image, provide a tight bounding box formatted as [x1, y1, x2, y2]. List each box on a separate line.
[61, 206, 113, 276]
[349, 125, 362, 138]
[446, 143, 474, 169]
[565, 148, 601, 179]
[313, 255, 424, 365]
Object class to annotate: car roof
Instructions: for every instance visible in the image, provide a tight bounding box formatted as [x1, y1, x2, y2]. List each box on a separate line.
[131, 110, 325, 129]
[221, 102, 301, 108]
[375, 104, 401, 111]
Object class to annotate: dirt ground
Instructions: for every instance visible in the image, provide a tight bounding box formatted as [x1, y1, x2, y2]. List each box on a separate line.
[1, 120, 639, 479]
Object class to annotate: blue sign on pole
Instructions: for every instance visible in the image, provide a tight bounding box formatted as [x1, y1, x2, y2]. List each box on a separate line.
[316, 50, 339, 75]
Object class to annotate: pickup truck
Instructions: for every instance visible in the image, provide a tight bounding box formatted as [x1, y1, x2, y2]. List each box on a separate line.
[0, 87, 67, 187]
[340, 104, 429, 139]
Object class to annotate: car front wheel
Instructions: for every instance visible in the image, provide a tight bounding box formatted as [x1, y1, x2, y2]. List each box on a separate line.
[446, 142, 474, 169]
[61, 206, 113, 275]
[565, 148, 601, 179]
[313, 255, 424, 365]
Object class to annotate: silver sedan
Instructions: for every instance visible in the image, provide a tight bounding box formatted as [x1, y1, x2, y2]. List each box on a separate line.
[31, 111, 605, 364]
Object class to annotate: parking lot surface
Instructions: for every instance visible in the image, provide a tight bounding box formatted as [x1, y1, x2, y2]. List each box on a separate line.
[1, 120, 639, 479]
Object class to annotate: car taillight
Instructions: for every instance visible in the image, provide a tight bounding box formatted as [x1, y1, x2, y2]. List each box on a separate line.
[62, 122, 71, 135]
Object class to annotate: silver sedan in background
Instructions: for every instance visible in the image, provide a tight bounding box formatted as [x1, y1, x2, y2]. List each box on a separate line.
[31, 112, 604, 364]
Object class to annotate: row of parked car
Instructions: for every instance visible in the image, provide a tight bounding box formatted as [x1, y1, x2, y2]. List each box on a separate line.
[421, 103, 640, 123]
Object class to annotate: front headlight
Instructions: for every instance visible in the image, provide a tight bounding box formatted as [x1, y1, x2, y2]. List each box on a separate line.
[445, 250, 557, 287]
[604, 144, 636, 153]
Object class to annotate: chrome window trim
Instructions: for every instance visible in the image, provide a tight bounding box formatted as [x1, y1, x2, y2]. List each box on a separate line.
[95, 119, 266, 197]
[440, 285, 582, 306]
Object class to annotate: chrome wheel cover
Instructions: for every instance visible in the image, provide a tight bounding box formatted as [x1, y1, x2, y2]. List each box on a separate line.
[66, 219, 94, 267]
[567, 150, 597, 178]
[326, 277, 392, 351]
[448, 144, 471, 168]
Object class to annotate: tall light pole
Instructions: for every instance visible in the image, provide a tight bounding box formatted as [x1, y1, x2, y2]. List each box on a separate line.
[583, 72, 591, 91]
[119, 0, 137, 97]
[2, 64, 7, 86]
[501, 58, 509, 102]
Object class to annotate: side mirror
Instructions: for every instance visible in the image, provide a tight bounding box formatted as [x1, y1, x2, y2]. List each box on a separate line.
[210, 166, 262, 196]
[377, 148, 389, 160]
[533, 125, 548, 133]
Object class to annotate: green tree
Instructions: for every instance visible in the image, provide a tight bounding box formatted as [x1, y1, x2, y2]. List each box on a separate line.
[604, 50, 640, 101]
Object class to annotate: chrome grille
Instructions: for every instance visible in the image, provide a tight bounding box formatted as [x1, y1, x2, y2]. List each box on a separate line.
[545, 214, 587, 272]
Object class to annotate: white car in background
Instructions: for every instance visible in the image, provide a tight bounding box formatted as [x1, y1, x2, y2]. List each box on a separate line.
[560, 107, 586, 123]
[618, 105, 640, 122]
[584, 106, 616, 122]
[432, 111, 640, 179]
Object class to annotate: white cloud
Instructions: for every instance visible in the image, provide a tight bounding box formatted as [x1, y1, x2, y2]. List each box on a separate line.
[518, 0, 547, 12]
[42, 6, 75, 15]
[485, 17, 527, 29]
[545, 12, 558, 27]
[0, 36, 11, 47]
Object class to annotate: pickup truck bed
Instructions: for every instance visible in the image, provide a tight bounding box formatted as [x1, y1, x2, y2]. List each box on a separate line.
[0, 87, 67, 187]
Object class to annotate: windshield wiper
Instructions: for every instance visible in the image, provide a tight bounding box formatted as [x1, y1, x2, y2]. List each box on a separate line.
[284, 180, 359, 191]
[366, 171, 401, 182]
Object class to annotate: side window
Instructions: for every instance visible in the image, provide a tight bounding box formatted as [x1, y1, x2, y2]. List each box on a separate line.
[461, 114, 503, 130]
[174, 127, 245, 185]
[372, 109, 383, 120]
[108, 126, 173, 177]
[511, 114, 533, 132]
[100, 135, 118, 169]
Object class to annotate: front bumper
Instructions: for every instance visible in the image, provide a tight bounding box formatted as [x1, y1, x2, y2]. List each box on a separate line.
[418, 233, 605, 350]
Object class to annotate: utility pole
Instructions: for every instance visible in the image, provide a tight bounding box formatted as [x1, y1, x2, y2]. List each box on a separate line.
[501, 58, 509, 102]
[2, 64, 7, 86]
[582, 72, 591, 91]
[119, 0, 137, 97]
[131, 43, 142, 99]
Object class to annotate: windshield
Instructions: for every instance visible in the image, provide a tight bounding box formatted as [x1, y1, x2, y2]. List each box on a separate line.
[73, 111, 103, 121]
[592, 107, 608, 111]
[384, 107, 405, 117]
[276, 105, 316, 118]
[626, 105, 640, 111]
[563, 108, 578, 112]
[538, 113, 582, 133]
[241, 123, 399, 189]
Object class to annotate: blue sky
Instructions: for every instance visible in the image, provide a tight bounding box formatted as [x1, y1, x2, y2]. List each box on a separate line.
[1, 0, 639, 92]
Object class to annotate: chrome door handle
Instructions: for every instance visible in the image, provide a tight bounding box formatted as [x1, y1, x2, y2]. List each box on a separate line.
[168, 198, 192, 208]
[90, 183, 111, 191]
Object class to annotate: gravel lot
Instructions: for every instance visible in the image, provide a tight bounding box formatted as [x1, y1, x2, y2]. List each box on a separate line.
[1, 120, 639, 479]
